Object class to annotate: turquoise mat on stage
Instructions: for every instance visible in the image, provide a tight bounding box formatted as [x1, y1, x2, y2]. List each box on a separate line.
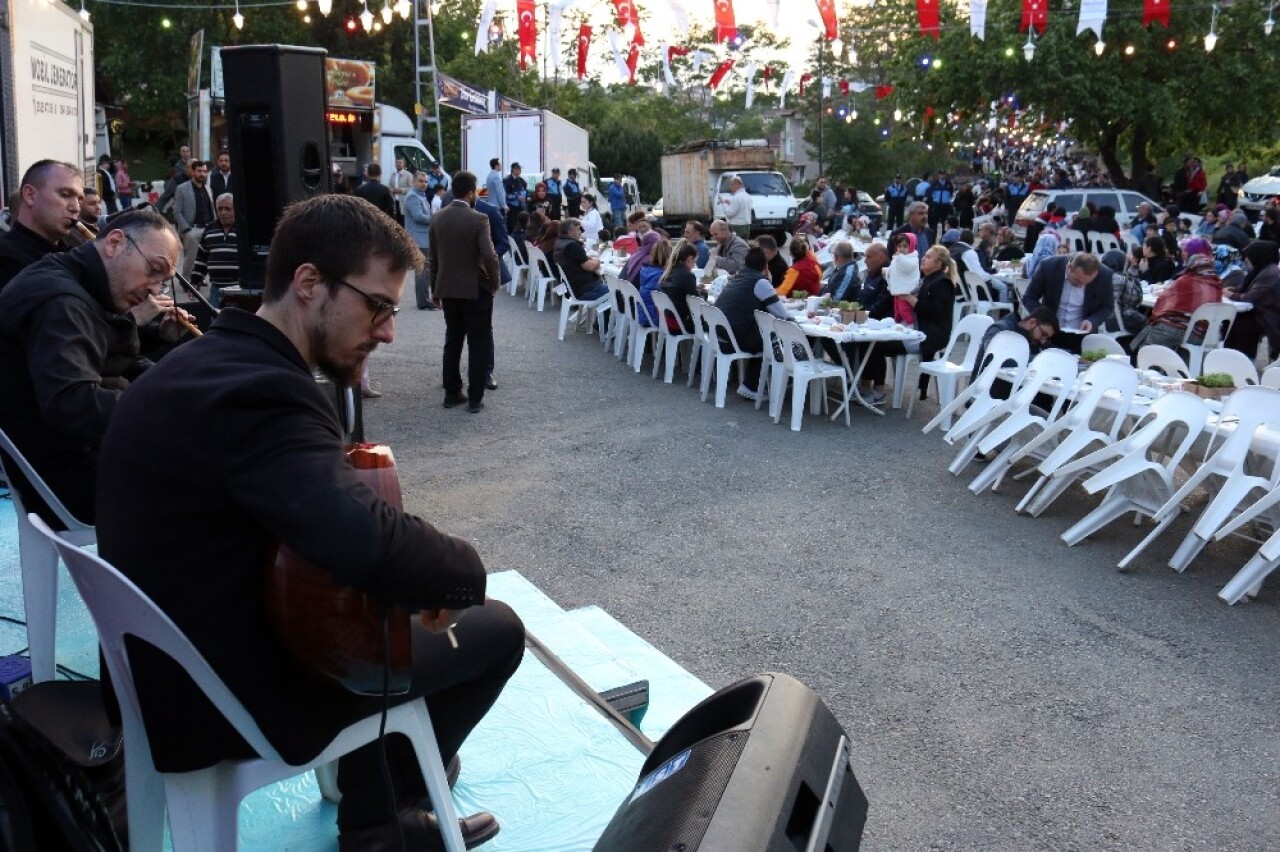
[0, 496, 712, 850]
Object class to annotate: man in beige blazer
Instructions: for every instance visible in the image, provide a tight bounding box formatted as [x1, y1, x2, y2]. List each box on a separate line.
[428, 170, 500, 413]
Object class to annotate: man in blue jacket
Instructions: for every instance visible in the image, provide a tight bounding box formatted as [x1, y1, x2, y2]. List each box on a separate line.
[608, 174, 627, 227]
[474, 194, 509, 391]
[404, 171, 436, 310]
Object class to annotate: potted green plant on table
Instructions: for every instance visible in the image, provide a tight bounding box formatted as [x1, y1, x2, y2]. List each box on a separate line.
[1190, 372, 1235, 400]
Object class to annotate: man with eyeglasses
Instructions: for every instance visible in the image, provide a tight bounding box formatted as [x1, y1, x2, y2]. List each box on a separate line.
[969, 306, 1061, 385]
[428, 170, 501, 413]
[93, 193, 520, 852]
[1020, 251, 1114, 354]
[0, 207, 183, 523]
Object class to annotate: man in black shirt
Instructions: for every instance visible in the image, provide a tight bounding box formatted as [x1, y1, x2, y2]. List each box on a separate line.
[353, 163, 395, 217]
[756, 235, 789, 288]
[553, 219, 608, 301]
[0, 160, 84, 290]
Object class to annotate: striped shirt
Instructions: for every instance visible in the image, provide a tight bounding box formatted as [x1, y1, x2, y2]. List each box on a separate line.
[191, 225, 239, 289]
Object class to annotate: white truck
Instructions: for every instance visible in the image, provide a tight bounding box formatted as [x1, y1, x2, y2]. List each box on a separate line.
[327, 101, 436, 192]
[0, 0, 96, 201]
[462, 109, 592, 191]
[656, 141, 797, 239]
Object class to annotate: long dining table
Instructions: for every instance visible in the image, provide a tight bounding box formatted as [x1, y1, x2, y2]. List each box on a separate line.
[789, 311, 926, 418]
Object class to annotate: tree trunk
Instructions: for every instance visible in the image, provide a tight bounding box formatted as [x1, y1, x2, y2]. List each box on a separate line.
[1097, 121, 1128, 188]
[1128, 125, 1152, 187]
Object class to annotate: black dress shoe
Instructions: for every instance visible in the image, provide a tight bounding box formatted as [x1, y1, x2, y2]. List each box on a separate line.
[443, 393, 467, 408]
[446, 753, 461, 789]
[338, 808, 499, 852]
[485, 375, 498, 390]
[467, 400, 484, 413]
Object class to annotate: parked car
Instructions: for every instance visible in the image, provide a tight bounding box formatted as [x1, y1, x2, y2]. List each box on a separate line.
[1238, 166, 1280, 215]
[1012, 188, 1166, 240]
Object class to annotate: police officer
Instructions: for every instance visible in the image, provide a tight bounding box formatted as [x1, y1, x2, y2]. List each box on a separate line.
[884, 173, 908, 234]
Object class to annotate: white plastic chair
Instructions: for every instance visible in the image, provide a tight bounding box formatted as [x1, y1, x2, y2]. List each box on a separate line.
[965, 348, 1081, 496]
[1201, 347, 1259, 387]
[1080, 334, 1126, 357]
[0, 428, 96, 683]
[771, 320, 850, 430]
[754, 311, 784, 414]
[1178, 302, 1237, 376]
[619, 278, 661, 374]
[1136, 344, 1191, 380]
[604, 274, 631, 360]
[1087, 230, 1122, 255]
[650, 290, 695, 383]
[1121, 386, 1280, 571]
[1010, 358, 1140, 514]
[525, 243, 557, 312]
[699, 304, 761, 408]
[962, 270, 1014, 320]
[503, 250, 526, 297]
[1057, 392, 1210, 556]
[1215, 523, 1280, 604]
[685, 295, 711, 390]
[555, 268, 611, 343]
[1057, 228, 1087, 253]
[1262, 365, 1280, 389]
[27, 514, 465, 852]
[906, 313, 994, 426]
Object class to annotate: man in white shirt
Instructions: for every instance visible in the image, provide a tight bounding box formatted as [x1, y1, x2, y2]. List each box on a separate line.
[718, 177, 752, 239]
[389, 157, 414, 224]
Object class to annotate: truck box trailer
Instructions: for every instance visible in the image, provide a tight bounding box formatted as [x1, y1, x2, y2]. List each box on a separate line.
[657, 141, 797, 239]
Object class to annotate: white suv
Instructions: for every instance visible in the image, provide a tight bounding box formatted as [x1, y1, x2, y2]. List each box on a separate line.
[1012, 188, 1165, 239]
[1238, 166, 1280, 214]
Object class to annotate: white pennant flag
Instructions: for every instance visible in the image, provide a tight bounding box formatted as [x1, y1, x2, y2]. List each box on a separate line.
[475, 0, 497, 55]
[779, 68, 797, 109]
[666, 0, 689, 31]
[548, 5, 563, 73]
[691, 50, 710, 77]
[766, 0, 781, 28]
[662, 44, 677, 88]
[608, 30, 630, 82]
[821, 76, 832, 98]
[1077, 0, 1107, 37]
[744, 62, 758, 108]
[970, 0, 988, 39]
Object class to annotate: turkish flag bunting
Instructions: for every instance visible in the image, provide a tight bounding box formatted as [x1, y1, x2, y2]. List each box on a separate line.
[799, 72, 813, 95]
[713, 0, 737, 43]
[626, 43, 640, 83]
[517, 0, 537, 70]
[613, 0, 645, 44]
[577, 24, 591, 80]
[917, 0, 940, 39]
[708, 59, 735, 89]
[668, 45, 691, 61]
[763, 65, 774, 85]
[874, 84, 894, 99]
[1021, 0, 1047, 33]
[815, 0, 838, 39]
[1142, 0, 1169, 27]
[839, 80, 849, 95]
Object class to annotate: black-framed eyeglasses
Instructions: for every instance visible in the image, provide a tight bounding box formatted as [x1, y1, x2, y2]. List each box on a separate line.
[324, 272, 399, 327]
[122, 231, 176, 282]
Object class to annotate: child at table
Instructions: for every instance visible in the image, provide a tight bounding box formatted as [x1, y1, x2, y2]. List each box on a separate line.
[889, 232, 920, 326]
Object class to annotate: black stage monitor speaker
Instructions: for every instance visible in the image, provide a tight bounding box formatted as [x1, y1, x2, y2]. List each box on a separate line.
[593, 673, 868, 852]
[220, 44, 329, 290]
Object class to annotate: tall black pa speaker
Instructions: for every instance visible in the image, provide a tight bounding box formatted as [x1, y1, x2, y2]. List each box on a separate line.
[594, 673, 867, 852]
[220, 45, 329, 290]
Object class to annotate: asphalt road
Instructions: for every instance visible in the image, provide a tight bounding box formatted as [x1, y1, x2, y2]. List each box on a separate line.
[364, 290, 1279, 850]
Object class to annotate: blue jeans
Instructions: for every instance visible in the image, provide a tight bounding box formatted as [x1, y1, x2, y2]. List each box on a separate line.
[579, 281, 608, 301]
[611, 208, 625, 227]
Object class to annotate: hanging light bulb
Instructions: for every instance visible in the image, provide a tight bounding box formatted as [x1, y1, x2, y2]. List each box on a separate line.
[1204, 3, 1219, 51]
[295, 0, 306, 9]
[830, 38, 843, 55]
[360, 3, 374, 30]
[893, 108, 902, 121]
[395, 0, 411, 19]
[78, 0, 89, 19]
[1022, 32, 1037, 62]
[233, 0, 244, 28]
[1094, 38, 1104, 55]
[850, 109, 857, 120]
[373, 20, 383, 30]
[380, 0, 392, 23]
[304, 12, 311, 21]
[1267, 16, 1276, 35]
[317, 0, 332, 14]
[1124, 44, 1135, 55]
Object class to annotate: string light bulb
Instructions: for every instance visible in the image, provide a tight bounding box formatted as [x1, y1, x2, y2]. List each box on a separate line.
[232, 0, 244, 28]
[380, 0, 392, 23]
[373, 20, 382, 30]
[394, 0, 411, 19]
[78, 0, 89, 19]
[893, 108, 902, 121]
[1022, 32, 1036, 62]
[295, 0, 306, 9]
[1094, 38, 1104, 55]
[359, 2, 373, 30]
[303, 12, 311, 21]
[317, 0, 331, 13]
[1204, 3, 1219, 51]
[1124, 44, 1135, 54]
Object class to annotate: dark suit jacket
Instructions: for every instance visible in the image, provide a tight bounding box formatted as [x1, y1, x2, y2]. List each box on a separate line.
[427, 200, 500, 299]
[211, 171, 232, 199]
[474, 199, 511, 286]
[1021, 254, 1114, 331]
[95, 309, 488, 771]
[353, 180, 395, 217]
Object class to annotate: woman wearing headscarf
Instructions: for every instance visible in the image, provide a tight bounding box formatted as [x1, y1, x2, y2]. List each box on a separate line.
[527, 182, 553, 216]
[1023, 231, 1060, 281]
[1129, 238, 1223, 352]
[1224, 240, 1280, 359]
[794, 212, 824, 239]
[1213, 244, 1246, 292]
[623, 229, 660, 285]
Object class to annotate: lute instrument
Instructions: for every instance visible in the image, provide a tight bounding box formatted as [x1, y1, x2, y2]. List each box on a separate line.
[265, 443, 413, 695]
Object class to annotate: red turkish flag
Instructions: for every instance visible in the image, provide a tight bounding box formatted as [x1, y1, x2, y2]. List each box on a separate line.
[713, 0, 737, 43]
[917, 0, 939, 39]
[874, 84, 894, 100]
[626, 42, 640, 84]
[577, 24, 591, 80]
[708, 59, 735, 89]
[517, 0, 537, 70]
[763, 65, 774, 85]
[1021, 0, 1047, 33]
[1142, 0, 1170, 27]
[815, 0, 838, 40]
[799, 73, 813, 95]
[613, 0, 645, 44]
[839, 80, 849, 95]
[667, 45, 691, 62]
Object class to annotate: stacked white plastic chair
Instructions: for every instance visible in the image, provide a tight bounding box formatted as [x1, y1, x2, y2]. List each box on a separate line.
[905, 313, 994, 426]
[1056, 392, 1210, 559]
[754, 311, 784, 415]
[1177, 302, 1237, 376]
[1136, 345, 1191, 380]
[1080, 334, 1126, 357]
[1201, 347, 1259, 387]
[685, 295, 711, 390]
